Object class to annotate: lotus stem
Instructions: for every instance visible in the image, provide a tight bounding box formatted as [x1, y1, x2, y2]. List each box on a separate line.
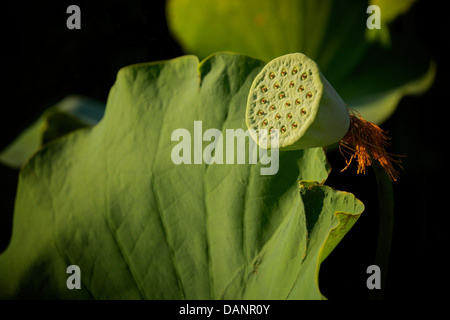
[370, 160, 395, 299]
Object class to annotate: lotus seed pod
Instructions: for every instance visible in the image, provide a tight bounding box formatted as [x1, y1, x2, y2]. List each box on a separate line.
[245, 53, 350, 150]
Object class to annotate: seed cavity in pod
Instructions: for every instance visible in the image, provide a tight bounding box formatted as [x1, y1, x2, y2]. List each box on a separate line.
[292, 122, 298, 129]
[262, 120, 268, 126]
[258, 110, 264, 116]
[287, 113, 293, 119]
[281, 126, 286, 133]
[285, 101, 291, 107]
[289, 81, 295, 88]
[301, 108, 307, 115]
[292, 67, 298, 75]
[281, 69, 287, 76]
[261, 98, 268, 104]
[270, 105, 276, 111]
[301, 72, 307, 80]
[275, 114, 281, 120]
[298, 85, 304, 92]
[306, 92, 313, 99]
[279, 92, 285, 99]
[295, 99, 301, 105]
[274, 82, 280, 89]
[269, 72, 275, 79]
[261, 85, 268, 93]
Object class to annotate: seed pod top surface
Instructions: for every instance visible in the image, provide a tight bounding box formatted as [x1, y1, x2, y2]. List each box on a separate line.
[245, 53, 350, 150]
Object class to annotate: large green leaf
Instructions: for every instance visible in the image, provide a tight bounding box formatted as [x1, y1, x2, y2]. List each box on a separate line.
[365, 0, 418, 46]
[167, 0, 435, 123]
[0, 53, 363, 299]
[167, 0, 367, 78]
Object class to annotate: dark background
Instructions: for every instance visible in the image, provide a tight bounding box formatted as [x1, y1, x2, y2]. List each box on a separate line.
[1, 0, 447, 300]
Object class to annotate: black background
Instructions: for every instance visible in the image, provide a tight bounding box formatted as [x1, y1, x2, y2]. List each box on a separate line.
[1, 0, 447, 301]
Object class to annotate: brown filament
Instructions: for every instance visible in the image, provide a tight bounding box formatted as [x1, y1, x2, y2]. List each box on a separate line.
[339, 109, 404, 181]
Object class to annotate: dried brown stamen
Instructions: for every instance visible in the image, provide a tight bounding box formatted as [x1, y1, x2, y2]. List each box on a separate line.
[339, 109, 404, 181]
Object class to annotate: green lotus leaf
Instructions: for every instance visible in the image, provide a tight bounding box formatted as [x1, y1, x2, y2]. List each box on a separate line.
[365, 0, 417, 45]
[0, 53, 363, 299]
[371, 0, 417, 25]
[167, 0, 434, 123]
[0, 95, 105, 168]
